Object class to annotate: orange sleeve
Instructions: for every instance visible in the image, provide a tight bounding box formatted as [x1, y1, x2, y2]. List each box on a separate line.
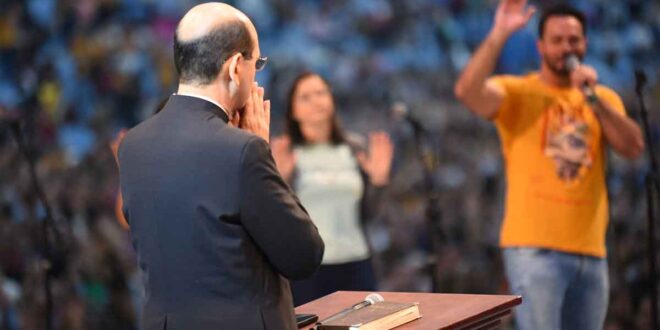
[595, 86, 626, 116]
[489, 75, 521, 130]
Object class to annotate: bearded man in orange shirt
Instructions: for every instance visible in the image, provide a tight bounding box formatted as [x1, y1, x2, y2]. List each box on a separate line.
[454, 1, 644, 329]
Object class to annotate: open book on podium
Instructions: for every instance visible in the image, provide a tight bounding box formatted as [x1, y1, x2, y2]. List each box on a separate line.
[316, 300, 421, 330]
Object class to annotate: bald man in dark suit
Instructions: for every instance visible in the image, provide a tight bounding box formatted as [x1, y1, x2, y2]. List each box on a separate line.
[118, 3, 324, 329]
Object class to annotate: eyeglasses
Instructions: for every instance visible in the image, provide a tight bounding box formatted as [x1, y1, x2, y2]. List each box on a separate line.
[224, 54, 268, 71]
[255, 56, 268, 71]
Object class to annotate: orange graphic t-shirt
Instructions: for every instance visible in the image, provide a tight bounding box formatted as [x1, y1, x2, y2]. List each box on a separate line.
[490, 73, 626, 257]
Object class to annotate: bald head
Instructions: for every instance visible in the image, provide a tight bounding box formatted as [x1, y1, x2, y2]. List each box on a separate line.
[173, 2, 257, 85]
[177, 3, 254, 42]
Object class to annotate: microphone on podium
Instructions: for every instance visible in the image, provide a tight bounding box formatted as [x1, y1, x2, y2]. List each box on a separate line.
[316, 293, 384, 326]
[348, 293, 384, 310]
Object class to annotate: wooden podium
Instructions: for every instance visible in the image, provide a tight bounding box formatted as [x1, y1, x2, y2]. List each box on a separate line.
[295, 291, 521, 330]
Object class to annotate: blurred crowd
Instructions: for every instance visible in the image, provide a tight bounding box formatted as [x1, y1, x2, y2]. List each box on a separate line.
[0, 0, 658, 329]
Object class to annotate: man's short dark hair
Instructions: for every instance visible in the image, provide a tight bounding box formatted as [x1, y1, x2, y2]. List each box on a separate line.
[173, 20, 253, 85]
[538, 3, 587, 38]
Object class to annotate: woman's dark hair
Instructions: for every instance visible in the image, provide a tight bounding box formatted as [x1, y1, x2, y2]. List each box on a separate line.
[284, 72, 346, 146]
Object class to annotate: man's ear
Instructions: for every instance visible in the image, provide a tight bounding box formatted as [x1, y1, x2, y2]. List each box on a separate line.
[227, 53, 242, 97]
[228, 53, 242, 86]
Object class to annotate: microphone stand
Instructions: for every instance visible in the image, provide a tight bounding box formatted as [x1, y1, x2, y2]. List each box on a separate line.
[5, 117, 61, 330]
[635, 70, 659, 330]
[405, 115, 444, 293]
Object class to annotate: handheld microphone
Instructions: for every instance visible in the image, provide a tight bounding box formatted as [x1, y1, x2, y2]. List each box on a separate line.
[564, 54, 598, 104]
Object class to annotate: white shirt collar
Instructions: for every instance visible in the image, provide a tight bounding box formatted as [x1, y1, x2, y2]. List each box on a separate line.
[174, 92, 230, 118]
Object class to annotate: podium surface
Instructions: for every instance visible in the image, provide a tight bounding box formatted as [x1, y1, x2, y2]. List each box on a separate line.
[295, 291, 521, 330]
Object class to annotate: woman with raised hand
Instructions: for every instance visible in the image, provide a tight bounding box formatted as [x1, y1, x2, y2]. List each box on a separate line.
[272, 72, 394, 306]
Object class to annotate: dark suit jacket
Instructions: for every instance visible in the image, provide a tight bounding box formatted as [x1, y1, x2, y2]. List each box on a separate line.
[118, 95, 324, 330]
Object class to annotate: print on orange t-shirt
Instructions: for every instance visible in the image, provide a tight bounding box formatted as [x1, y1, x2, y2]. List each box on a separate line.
[543, 99, 593, 183]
